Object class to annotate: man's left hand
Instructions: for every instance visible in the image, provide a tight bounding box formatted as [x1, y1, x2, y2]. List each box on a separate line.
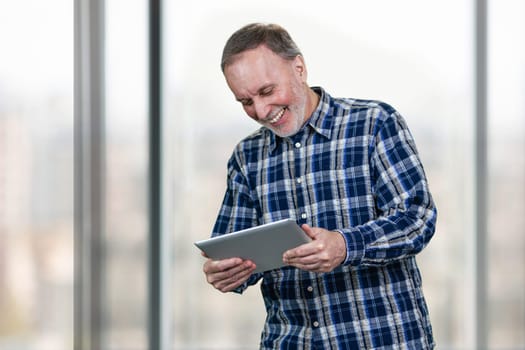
[283, 224, 347, 273]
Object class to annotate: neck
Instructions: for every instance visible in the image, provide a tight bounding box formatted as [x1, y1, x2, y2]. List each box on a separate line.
[305, 87, 320, 118]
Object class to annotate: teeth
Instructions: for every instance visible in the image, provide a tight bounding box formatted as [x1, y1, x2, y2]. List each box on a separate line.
[269, 108, 286, 124]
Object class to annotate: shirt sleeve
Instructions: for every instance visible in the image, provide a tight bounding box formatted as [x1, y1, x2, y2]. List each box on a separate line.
[211, 148, 263, 293]
[340, 108, 437, 266]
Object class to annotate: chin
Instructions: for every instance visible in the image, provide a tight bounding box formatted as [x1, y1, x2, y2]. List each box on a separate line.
[272, 127, 299, 138]
[267, 118, 302, 138]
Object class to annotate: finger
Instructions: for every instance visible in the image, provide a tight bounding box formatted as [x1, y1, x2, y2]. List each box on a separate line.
[282, 225, 321, 260]
[217, 266, 256, 292]
[291, 257, 335, 273]
[207, 261, 246, 283]
[204, 257, 243, 274]
[206, 259, 254, 284]
[284, 255, 323, 271]
[287, 251, 323, 264]
[211, 261, 256, 292]
[301, 224, 318, 239]
[283, 240, 324, 263]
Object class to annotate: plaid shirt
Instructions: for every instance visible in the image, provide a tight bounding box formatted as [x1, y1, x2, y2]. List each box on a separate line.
[212, 87, 437, 349]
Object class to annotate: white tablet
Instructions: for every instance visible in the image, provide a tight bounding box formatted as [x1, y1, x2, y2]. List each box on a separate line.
[195, 218, 311, 273]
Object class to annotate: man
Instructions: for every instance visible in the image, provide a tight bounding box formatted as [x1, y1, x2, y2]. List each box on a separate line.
[203, 23, 437, 349]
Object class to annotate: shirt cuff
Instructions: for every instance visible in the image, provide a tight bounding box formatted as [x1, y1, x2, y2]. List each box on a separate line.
[336, 228, 366, 266]
[232, 272, 263, 294]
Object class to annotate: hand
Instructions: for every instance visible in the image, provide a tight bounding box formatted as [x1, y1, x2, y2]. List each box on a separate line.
[282, 224, 347, 273]
[202, 253, 257, 293]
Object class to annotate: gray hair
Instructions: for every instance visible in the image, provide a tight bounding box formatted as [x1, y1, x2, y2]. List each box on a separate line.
[221, 23, 302, 72]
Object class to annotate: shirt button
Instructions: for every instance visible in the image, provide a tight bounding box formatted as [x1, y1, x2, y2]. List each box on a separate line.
[301, 213, 307, 219]
[294, 142, 301, 148]
[296, 178, 302, 184]
[313, 321, 319, 328]
[307, 286, 313, 292]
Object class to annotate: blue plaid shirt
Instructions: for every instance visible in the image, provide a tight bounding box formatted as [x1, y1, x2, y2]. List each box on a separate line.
[212, 87, 437, 349]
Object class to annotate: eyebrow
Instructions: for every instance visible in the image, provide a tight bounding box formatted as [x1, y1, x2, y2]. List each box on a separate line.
[236, 84, 276, 103]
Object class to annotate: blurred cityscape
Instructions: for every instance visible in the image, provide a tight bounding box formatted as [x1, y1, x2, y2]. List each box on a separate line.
[1, 86, 523, 349]
[0, 0, 524, 349]
[0, 99, 74, 348]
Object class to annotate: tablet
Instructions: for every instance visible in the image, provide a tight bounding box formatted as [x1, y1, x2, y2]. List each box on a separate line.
[195, 218, 311, 273]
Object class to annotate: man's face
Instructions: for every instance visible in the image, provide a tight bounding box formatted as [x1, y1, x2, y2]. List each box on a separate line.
[224, 45, 309, 137]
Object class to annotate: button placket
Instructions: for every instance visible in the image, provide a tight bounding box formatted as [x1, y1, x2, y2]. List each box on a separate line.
[291, 137, 307, 225]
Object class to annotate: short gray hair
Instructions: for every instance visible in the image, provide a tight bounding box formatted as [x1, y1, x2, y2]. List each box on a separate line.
[221, 23, 302, 72]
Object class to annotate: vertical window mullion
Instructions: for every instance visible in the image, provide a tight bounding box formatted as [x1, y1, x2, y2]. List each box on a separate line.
[148, 0, 165, 349]
[475, 0, 488, 348]
[74, 0, 105, 349]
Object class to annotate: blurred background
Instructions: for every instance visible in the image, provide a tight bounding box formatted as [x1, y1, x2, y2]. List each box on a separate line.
[0, 0, 524, 349]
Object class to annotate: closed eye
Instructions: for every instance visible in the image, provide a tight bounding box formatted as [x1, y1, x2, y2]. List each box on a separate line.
[259, 86, 274, 97]
[239, 99, 253, 106]
[236, 84, 275, 106]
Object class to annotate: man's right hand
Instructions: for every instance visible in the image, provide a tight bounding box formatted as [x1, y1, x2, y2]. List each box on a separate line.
[202, 256, 256, 293]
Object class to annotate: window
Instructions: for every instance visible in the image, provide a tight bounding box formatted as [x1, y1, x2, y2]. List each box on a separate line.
[487, 0, 525, 346]
[0, 1, 73, 349]
[0, 1, 523, 349]
[104, 0, 149, 348]
[164, 1, 477, 348]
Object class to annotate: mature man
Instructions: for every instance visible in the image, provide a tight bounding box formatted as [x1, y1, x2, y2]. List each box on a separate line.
[203, 23, 437, 349]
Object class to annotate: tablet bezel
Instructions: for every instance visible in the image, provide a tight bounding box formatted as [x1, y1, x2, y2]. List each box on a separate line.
[195, 218, 311, 273]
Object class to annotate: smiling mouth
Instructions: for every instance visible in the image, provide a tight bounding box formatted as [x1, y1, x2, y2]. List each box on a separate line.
[268, 107, 287, 124]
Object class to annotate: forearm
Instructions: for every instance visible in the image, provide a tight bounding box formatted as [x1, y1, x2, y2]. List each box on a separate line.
[339, 194, 437, 266]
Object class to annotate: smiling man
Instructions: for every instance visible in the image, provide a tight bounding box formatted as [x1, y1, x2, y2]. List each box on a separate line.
[202, 23, 437, 349]
[224, 44, 318, 138]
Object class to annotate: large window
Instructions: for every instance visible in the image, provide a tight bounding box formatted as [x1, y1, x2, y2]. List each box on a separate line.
[163, 1, 523, 349]
[0, 1, 73, 349]
[104, 1, 149, 348]
[165, 0, 475, 347]
[487, 1, 525, 347]
[0, 1, 523, 349]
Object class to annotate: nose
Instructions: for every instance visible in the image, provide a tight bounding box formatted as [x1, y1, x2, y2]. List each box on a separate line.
[253, 98, 270, 121]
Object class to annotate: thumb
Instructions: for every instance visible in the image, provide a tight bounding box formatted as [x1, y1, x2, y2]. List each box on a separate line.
[301, 224, 318, 240]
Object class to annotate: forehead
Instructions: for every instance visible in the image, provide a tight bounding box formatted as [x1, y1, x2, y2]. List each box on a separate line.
[227, 45, 290, 71]
[224, 46, 294, 93]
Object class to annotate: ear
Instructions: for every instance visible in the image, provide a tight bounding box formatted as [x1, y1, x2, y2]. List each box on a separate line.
[294, 55, 307, 82]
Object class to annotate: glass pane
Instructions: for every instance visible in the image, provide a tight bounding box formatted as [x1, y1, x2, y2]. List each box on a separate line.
[104, 0, 148, 348]
[488, 0, 525, 347]
[0, 1, 73, 349]
[165, 0, 474, 348]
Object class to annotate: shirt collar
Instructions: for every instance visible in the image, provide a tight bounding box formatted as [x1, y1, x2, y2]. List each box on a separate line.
[306, 86, 333, 139]
[267, 86, 333, 153]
